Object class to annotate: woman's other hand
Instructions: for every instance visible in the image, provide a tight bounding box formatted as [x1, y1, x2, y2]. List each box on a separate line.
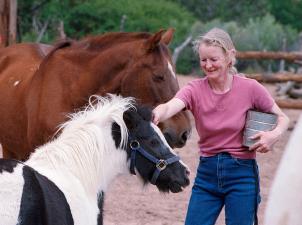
[249, 103, 289, 153]
[249, 130, 280, 153]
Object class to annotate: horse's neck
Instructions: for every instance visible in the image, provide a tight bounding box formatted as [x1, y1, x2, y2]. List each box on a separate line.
[69, 42, 135, 96]
[26, 126, 128, 195]
[26, 43, 135, 152]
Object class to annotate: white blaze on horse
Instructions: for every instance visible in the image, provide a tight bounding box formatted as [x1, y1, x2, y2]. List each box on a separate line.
[264, 115, 302, 225]
[0, 95, 190, 225]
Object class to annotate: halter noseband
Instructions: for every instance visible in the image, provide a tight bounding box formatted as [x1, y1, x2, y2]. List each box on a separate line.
[129, 139, 180, 185]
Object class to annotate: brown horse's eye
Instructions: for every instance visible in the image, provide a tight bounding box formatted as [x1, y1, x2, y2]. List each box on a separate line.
[153, 74, 165, 82]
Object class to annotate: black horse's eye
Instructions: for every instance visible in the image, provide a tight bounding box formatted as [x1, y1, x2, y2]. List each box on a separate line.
[150, 139, 160, 147]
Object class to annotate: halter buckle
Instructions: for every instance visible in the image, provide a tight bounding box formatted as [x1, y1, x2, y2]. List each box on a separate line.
[130, 140, 140, 150]
[156, 159, 167, 171]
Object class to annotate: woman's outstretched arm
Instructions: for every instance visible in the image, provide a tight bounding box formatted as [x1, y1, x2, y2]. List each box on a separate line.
[152, 98, 186, 125]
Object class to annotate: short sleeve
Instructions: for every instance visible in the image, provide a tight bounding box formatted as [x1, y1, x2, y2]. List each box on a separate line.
[251, 80, 275, 112]
[175, 82, 195, 111]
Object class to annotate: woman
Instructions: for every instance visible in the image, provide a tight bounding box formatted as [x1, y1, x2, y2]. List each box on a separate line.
[152, 28, 289, 225]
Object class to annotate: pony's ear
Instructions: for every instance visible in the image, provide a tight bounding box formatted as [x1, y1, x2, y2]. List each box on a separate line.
[161, 28, 174, 45]
[144, 29, 165, 52]
[123, 109, 138, 129]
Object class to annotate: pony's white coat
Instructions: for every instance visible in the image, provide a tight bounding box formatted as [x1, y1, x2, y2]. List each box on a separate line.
[22, 95, 134, 225]
[0, 165, 24, 225]
[264, 115, 302, 225]
[0, 95, 183, 225]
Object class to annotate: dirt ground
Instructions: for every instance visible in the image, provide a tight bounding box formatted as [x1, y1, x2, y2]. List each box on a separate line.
[0, 75, 300, 225]
[102, 75, 301, 225]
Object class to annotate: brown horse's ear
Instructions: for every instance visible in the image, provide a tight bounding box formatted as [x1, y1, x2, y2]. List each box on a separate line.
[144, 29, 165, 51]
[161, 28, 174, 45]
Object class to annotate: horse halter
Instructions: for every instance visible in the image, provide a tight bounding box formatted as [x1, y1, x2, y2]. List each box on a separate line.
[129, 139, 180, 185]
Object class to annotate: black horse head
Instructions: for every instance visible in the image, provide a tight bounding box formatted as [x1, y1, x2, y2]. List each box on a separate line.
[112, 105, 190, 193]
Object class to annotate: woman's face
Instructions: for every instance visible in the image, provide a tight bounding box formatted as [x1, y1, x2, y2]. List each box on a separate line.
[198, 43, 230, 80]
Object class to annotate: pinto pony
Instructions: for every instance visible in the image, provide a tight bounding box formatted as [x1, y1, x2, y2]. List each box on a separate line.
[264, 115, 302, 225]
[0, 95, 190, 225]
[0, 28, 191, 160]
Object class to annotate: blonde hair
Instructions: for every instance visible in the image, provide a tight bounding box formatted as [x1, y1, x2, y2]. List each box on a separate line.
[193, 27, 237, 75]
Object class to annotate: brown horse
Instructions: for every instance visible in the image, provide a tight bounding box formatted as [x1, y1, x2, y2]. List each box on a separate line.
[0, 29, 191, 160]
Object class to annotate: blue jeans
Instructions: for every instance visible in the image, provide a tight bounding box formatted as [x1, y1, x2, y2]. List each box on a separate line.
[185, 153, 260, 225]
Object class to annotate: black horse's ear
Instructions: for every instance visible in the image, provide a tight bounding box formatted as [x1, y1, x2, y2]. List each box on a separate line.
[144, 29, 165, 52]
[123, 109, 138, 129]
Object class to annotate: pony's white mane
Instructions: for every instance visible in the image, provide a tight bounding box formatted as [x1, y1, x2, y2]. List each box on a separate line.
[59, 94, 134, 148]
[27, 94, 135, 193]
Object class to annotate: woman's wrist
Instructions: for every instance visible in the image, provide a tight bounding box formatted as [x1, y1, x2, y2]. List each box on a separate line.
[152, 104, 165, 124]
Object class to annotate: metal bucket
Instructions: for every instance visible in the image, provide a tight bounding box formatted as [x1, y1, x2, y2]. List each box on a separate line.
[243, 110, 277, 147]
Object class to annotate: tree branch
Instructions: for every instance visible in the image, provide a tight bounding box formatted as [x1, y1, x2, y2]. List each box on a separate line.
[172, 35, 192, 65]
[35, 19, 49, 43]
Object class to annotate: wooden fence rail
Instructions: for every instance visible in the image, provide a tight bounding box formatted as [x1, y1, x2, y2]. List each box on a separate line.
[236, 50, 302, 109]
[245, 73, 302, 83]
[245, 73, 302, 109]
[275, 99, 302, 109]
[236, 51, 302, 63]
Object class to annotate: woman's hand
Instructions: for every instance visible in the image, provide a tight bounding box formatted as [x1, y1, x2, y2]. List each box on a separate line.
[249, 130, 281, 153]
[152, 105, 165, 125]
[249, 103, 290, 153]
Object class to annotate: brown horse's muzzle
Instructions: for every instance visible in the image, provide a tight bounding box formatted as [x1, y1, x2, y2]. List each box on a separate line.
[159, 111, 192, 148]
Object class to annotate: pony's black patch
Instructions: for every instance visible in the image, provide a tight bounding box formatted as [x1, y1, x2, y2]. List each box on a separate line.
[97, 191, 104, 225]
[18, 165, 74, 225]
[0, 158, 18, 173]
[136, 106, 152, 121]
[111, 105, 153, 149]
[112, 122, 122, 149]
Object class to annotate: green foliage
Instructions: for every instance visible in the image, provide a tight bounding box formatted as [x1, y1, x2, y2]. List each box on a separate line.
[17, 0, 302, 75]
[269, 0, 302, 31]
[18, 0, 195, 45]
[176, 46, 196, 74]
[64, 0, 195, 45]
[232, 14, 298, 51]
[170, 0, 270, 25]
[180, 15, 300, 74]
[18, 0, 75, 42]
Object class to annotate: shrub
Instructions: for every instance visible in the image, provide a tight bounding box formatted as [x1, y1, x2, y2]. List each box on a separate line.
[179, 15, 299, 74]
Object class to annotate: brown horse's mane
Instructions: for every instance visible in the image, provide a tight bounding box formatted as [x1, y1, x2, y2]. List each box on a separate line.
[44, 32, 153, 58]
[80, 32, 151, 51]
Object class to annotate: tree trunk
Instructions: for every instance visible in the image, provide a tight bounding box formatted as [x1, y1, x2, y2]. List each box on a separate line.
[0, 0, 9, 47]
[57, 20, 66, 40]
[0, 0, 17, 47]
[9, 0, 17, 45]
[172, 35, 192, 65]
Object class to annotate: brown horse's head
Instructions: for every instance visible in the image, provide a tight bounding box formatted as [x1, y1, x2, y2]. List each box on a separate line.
[116, 29, 192, 148]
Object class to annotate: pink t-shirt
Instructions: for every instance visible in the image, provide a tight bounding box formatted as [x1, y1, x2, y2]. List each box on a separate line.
[175, 74, 274, 159]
